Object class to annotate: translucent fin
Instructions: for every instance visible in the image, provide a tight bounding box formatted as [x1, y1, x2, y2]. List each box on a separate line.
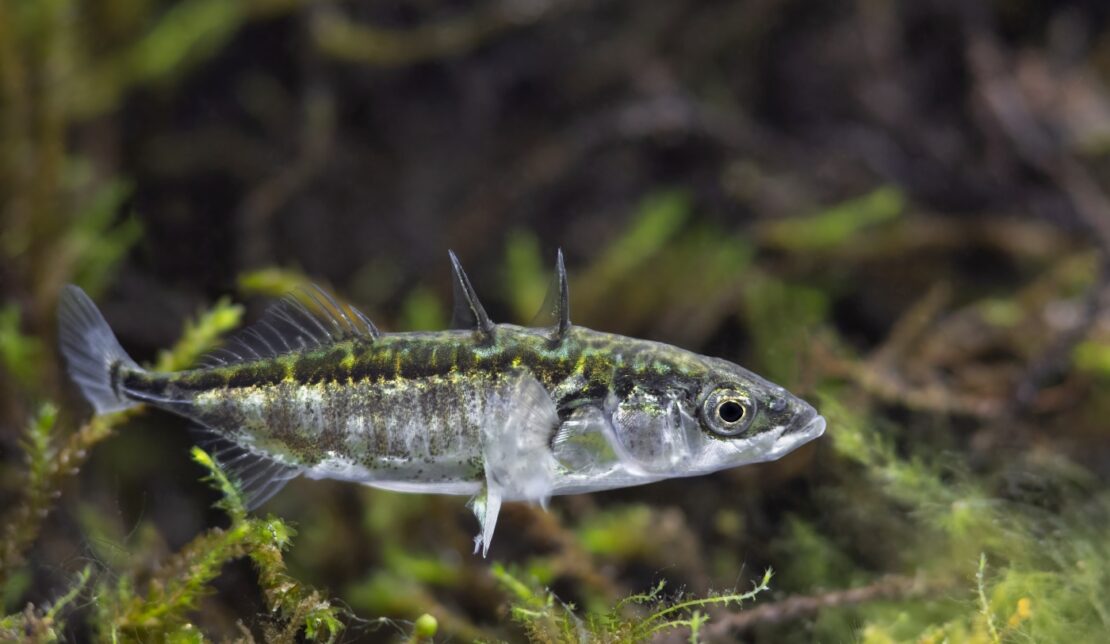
[200, 284, 378, 367]
[57, 285, 143, 414]
[468, 485, 502, 558]
[195, 430, 303, 509]
[551, 405, 623, 472]
[529, 249, 570, 341]
[448, 250, 494, 338]
[472, 373, 560, 556]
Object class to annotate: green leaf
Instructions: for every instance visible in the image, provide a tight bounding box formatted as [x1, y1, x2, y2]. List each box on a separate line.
[191, 446, 247, 522]
[763, 186, 905, 250]
[591, 190, 692, 287]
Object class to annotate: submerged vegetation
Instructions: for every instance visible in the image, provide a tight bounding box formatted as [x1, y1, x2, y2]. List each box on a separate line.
[3, 0, 1110, 641]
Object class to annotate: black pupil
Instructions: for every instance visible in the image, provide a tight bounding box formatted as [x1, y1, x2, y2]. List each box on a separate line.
[718, 401, 744, 423]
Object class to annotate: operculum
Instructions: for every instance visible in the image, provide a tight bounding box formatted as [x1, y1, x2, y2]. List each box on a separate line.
[609, 388, 697, 474]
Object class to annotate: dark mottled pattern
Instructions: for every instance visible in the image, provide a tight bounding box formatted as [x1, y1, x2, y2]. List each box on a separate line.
[119, 324, 710, 479]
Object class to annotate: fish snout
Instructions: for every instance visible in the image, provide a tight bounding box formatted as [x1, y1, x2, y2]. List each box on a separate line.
[784, 403, 826, 442]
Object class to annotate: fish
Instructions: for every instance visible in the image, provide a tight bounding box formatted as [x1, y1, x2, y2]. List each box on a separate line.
[57, 251, 826, 555]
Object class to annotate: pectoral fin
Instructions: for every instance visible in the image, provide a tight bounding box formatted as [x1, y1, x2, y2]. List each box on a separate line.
[551, 400, 648, 477]
[471, 373, 560, 556]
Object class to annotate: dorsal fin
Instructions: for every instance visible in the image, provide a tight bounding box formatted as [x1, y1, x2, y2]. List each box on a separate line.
[199, 284, 379, 368]
[530, 249, 571, 341]
[448, 251, 494, 338]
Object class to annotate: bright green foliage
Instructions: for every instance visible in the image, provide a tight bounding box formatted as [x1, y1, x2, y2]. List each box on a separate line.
[761, 186, 905, 250]
[91, 448, 344, 642]
[492, 563, 772, 643]
[408, 613, 438, 643]
[976, 554, 1002, 643]
[579, 190, 691, 298]
[2, 44, 1107, 641]
[772, 516, 861, 591]
[812, 397, 1110, 642]
[0, 566, 91, 643]
[98, 521, 254, 638]
[155, 298, 244, 371]
[742, 276, 829, 384]
[192, 448, 344, 643]
[20, 404, 58, 507]
[1, 405, 66, 582]
[0, 408, 133, 585]
[0, 295, 286, 640]
[122, 0, 242, 84]
[190, 447, 248, 523]
[238, 267, 316, 298]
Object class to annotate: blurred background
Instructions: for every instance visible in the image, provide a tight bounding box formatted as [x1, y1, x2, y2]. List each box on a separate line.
[3, 0, 1110, 641]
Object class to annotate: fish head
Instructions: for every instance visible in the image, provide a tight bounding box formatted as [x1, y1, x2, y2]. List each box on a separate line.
[683, 356, 825, 473]
[600, 352, 825, 480]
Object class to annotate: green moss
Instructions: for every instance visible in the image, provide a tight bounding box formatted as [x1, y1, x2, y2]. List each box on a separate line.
[81, 448, 344, 641]
[773, 516, 860, 591]
[761, 186, 905, 250]
[492, 563, 773, 643]
[742, 276, 829, 384]
[804, 395, 1110, 642]
[0, 566, 91, 643]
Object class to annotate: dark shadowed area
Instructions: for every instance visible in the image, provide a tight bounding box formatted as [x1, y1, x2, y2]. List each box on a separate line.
[3, 0, 1110, 641]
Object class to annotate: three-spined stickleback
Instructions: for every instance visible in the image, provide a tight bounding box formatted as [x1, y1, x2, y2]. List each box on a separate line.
[58, 251, 825, 554]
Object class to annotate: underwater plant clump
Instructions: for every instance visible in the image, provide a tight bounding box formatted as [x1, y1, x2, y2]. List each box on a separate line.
[3, 0, 1110, 641]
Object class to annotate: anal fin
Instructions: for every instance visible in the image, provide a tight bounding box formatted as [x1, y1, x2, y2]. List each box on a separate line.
[194, 430, 304, 509]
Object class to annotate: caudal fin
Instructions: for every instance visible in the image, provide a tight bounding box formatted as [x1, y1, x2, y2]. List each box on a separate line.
[57, 285, 142, 414]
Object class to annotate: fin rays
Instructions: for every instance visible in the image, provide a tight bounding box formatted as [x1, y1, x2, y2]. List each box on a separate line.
[202, 252, 568, 368]
[195, 429, 303, 509]
[199, 284, 379, 367]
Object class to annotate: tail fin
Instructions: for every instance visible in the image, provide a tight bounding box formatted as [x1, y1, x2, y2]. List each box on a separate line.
[57, 285, 142, 414]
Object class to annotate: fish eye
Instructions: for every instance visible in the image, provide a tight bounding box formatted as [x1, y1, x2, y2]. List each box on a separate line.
[718, 400, 744, 423]
[701, 388, 756, 437]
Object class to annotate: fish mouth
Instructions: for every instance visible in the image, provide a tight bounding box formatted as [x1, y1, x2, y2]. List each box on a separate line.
[767, 412, 826, 459]
[798, 414, 826, 440]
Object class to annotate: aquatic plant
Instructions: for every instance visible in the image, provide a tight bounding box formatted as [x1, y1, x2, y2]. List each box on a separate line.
[4, 1, 1110, 641]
